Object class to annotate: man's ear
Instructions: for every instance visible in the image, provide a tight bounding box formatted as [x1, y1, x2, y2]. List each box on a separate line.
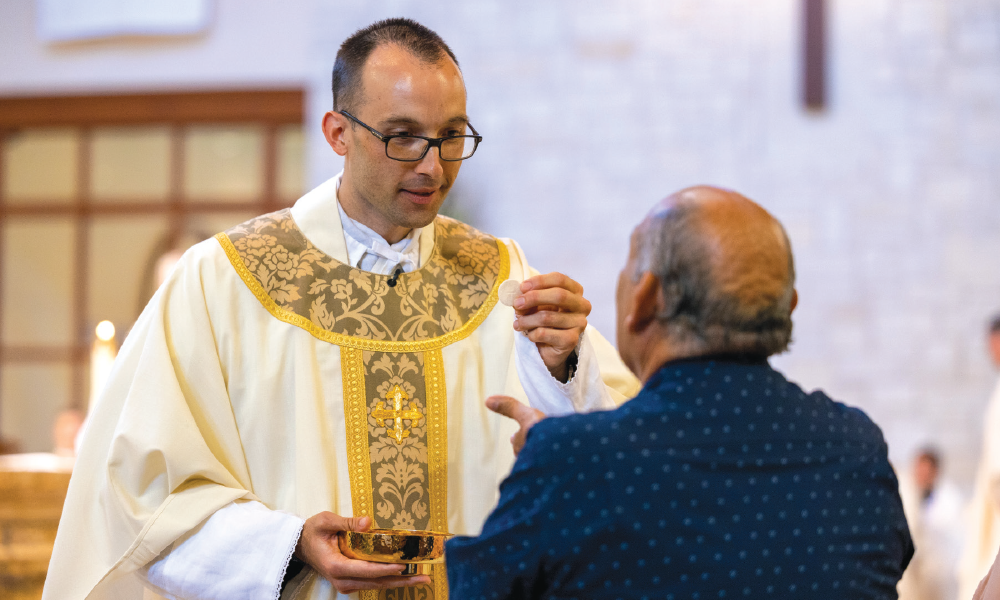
[628, 272, 662, 333]
[322, 111, 349, 157]
[790, 289, 798, 314]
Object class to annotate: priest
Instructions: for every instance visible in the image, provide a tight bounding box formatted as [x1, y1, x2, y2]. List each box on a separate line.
[43, 18, 639, 600]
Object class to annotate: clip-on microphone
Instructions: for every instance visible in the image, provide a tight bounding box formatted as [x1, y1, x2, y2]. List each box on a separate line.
[386, 266, 404, 287]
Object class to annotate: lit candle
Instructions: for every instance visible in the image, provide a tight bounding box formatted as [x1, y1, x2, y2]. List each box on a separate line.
[89, 320, 117, 413]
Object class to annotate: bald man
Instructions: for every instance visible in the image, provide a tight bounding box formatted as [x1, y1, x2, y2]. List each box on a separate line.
[445, 187, 914, 599]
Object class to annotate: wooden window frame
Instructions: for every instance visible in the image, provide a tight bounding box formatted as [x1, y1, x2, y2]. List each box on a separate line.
[0, 90, 304, 445]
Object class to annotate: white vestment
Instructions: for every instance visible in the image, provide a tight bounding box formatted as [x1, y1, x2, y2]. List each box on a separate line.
[897, 471, 964, 600]
[43, 175, 640, 600]
[960, 377, 1000, 599]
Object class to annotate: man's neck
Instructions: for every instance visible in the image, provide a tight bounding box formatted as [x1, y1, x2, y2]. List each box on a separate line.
[630, 333, 684, 383]
[337, 175, 412, 244]
[632, 332, 769, 383]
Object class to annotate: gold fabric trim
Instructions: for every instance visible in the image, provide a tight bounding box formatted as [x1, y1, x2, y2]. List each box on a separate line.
[434, 563, 448, 599]
[424, 349, 447, 534]
[426, 349, 448, 600]
[342, 346, 374, 520]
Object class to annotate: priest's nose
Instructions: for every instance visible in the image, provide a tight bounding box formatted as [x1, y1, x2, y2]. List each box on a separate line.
[414, 145, 445, 178]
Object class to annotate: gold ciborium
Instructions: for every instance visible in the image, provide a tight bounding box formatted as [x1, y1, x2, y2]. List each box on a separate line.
[338, 529, 454, 575]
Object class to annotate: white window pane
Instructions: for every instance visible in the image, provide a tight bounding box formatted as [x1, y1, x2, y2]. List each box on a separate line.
[2, 219, 75, 346]
[2, 128, 78, 204]
[88, 217, 171, 334]
[277, 125, 305, 200]
[1, 364, 73, 453]
[184, 125, 263, 202]
[91, 126, 172, 201]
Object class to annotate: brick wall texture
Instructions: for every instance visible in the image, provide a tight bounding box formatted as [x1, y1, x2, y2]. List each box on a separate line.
[307, 0, 1000, 489]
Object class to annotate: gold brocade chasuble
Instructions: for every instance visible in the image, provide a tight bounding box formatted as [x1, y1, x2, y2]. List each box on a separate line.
[216, 210, 508, 600]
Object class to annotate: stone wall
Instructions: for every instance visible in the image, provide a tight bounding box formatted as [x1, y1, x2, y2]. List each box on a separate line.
[309, 0, 1000, 488]
[2, 0, 997, 488]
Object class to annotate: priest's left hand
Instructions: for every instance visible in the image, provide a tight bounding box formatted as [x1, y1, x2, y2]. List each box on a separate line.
[512, 272, 591, 382]
[295, 513, 431, 593]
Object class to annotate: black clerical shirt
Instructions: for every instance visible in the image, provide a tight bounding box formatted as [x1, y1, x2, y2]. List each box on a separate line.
[446, 357, 913, 599]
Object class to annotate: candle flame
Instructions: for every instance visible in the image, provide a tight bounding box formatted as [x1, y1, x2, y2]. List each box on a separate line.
[95, 320, 115, 342]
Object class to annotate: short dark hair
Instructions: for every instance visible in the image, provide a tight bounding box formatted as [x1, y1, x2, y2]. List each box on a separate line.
[332, 18, 459, 112]
[634, 203, 796, 357]
[990, 314, 1000, 334]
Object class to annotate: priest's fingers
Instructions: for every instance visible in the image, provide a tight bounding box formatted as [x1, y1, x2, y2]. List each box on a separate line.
[297, 512, 404, 584]
[513, 309, 588, 334]
[514, 286, 592, 318]
[330, 574, 432, 594]
[516, 273, 589, 315]
[521, 272, 584, 297]
[311, 546, 417, 589]
[323, 555, 412, 580]
[486, 395, 545, 455]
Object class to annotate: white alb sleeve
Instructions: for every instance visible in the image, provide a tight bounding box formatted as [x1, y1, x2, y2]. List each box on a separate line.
[142, 500, 304, 600]
[514, 327, 617, 416]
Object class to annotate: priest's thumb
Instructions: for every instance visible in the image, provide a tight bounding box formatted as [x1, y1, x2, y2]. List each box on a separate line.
[313, 512, 372, 535]
[339, 515, 372, 533]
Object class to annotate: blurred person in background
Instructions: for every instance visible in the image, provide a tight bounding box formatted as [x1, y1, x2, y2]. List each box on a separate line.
[958, 314, 1000, 599]
[897, 447, 964, 600]
[51, 407, 84, 457]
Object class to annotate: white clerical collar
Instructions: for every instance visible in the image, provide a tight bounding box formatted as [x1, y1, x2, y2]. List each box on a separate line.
[289, 172, 435, 270]
[337, 200, 419, 274]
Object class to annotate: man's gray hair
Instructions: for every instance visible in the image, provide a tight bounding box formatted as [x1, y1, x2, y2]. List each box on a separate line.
[633, 203, 796, 357]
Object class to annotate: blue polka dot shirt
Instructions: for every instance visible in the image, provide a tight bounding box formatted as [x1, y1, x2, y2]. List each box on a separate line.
[446, 357, 914, 599]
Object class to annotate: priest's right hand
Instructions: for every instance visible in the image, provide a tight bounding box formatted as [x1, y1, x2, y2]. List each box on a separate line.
[295, 512, 430, 593]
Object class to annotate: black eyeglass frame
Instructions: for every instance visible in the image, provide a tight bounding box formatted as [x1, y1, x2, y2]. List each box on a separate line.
[339, 110, 482, 162]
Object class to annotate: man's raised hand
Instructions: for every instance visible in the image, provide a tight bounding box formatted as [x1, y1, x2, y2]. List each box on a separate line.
[486, 395, 546, 455]
[511, 272, 591, 382]
[295, 512, 430, 594]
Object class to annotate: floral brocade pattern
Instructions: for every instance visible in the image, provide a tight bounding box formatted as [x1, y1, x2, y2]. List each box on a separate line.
[364, 351, 430, 530]
[223, 209, 501, 342]
[221, 210, 500, 600]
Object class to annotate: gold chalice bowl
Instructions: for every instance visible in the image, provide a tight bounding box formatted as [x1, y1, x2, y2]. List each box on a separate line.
[338, 529, 454, 575]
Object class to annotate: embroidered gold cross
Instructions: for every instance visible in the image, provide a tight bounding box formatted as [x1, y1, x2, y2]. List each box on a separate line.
[372, 384, 423, 444]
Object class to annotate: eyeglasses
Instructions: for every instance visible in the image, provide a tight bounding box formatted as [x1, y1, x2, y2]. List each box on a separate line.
[339, 110, 482, 162]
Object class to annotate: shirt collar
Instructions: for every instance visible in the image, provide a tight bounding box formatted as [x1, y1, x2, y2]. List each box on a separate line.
[336, 199, 420, 271]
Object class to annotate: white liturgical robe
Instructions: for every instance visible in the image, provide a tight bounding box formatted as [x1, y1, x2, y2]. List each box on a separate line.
[43, 174, 640, 600]
[960, 377, 1000, 599]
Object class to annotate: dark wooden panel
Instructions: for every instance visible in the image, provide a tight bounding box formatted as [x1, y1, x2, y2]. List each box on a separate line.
[0, 199, 293, 217]
[0, 89, 305, 128]
[0, 346, 83, 363]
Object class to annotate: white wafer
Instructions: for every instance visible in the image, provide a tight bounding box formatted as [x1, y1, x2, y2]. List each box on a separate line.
[498, 279, 522, 307]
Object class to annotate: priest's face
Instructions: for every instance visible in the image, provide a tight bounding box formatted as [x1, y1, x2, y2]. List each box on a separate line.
[331, 44, 468, 243]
